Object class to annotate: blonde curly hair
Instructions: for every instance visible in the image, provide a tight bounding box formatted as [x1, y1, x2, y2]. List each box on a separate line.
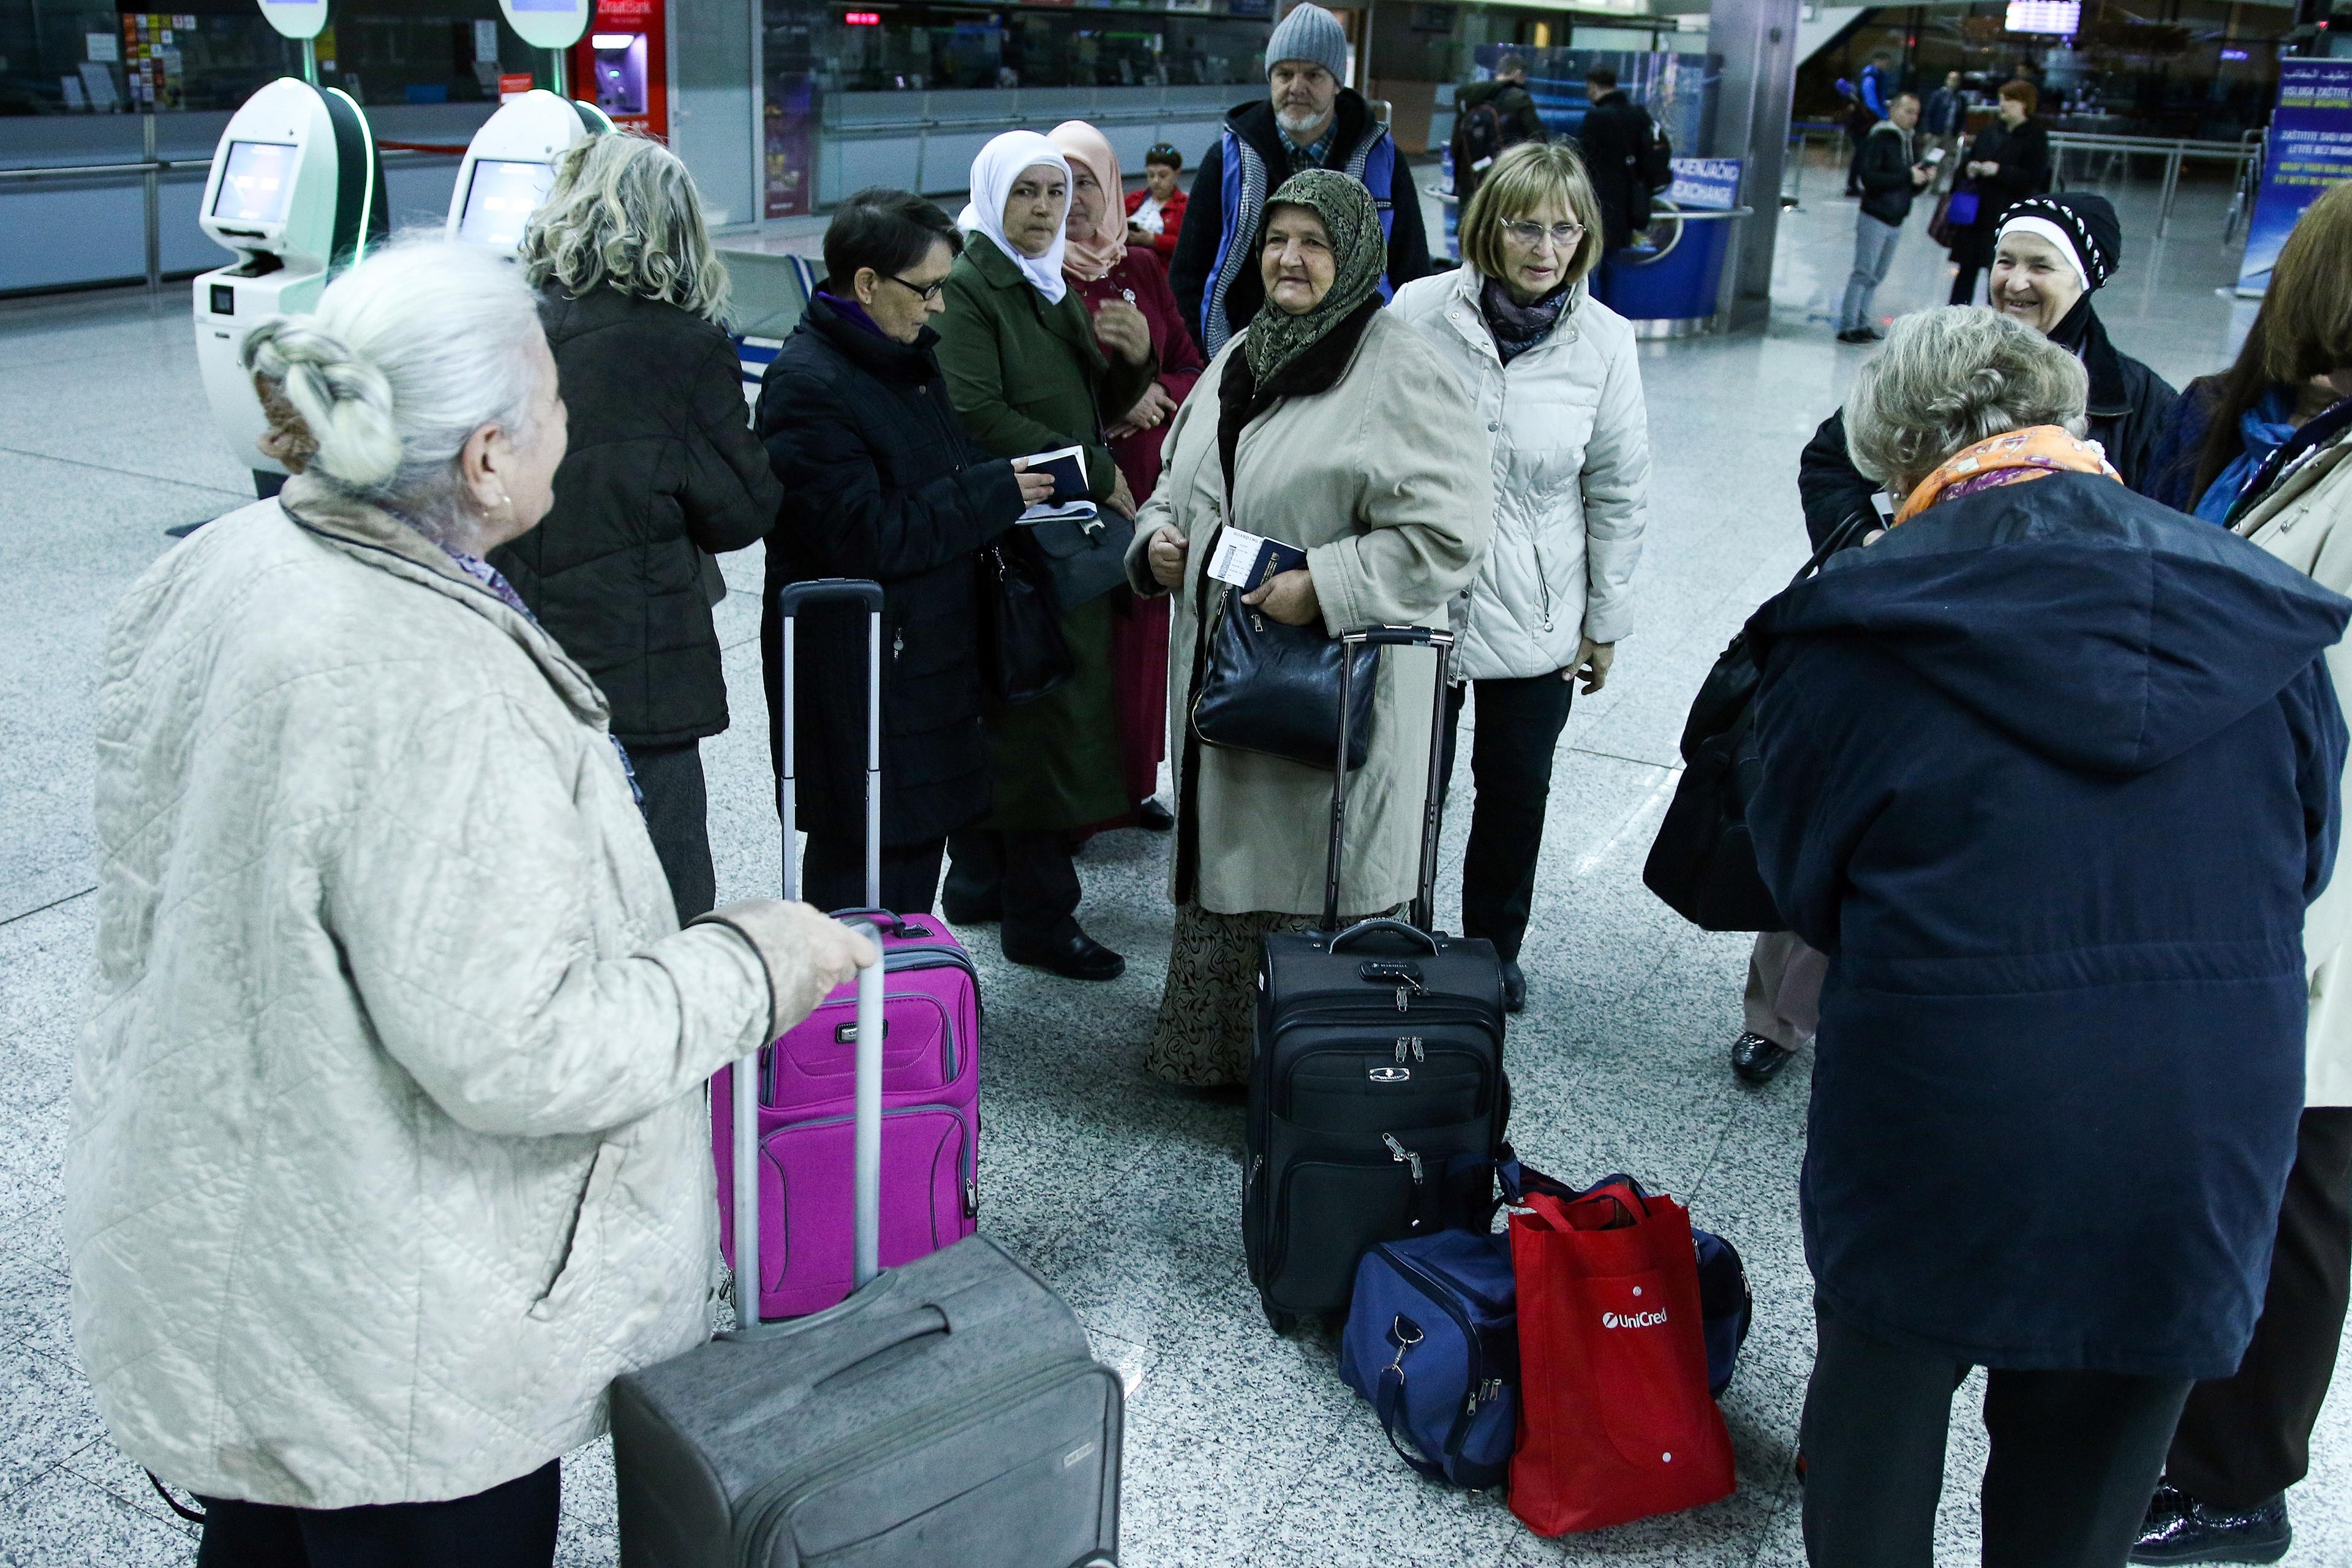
[518, 132, 730, 322]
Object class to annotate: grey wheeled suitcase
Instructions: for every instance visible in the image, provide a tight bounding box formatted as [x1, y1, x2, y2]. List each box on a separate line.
[611, 925, 1123, 1567]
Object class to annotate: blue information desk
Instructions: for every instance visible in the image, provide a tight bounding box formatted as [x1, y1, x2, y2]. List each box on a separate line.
[1593, 157, 1750, 328]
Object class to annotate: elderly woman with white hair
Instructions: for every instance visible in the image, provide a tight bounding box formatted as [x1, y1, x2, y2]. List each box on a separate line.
[1745, 306, 2351, 1565]
[69, 239, 869, 1563]
[492, 130, 781, 925]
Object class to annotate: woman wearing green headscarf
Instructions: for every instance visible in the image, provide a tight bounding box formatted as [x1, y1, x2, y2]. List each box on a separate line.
[1121, 169, 1494, 1085]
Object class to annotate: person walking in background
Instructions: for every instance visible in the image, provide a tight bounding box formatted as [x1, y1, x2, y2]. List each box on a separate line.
[1749, 305, 2348, 1567]
[1169, 1, 1431, 355]
[1450, 51, 1547, 208]
[1125, 170, 1492, 1085]
[755, 189, 1051, 915]
[71, 239, 872, 1567]
[1574, 66, 1656, 302]
[492, 131, 780, 924]
[1947, 78, 2051, 305]
[933, 131, 1157, 980]
[1124, 143, 1189, 266]
[1923, 70, 1966, 189]
[1836, 92, 1933, 345]
[1392, 141, 1648, 1015]
[1050, 119, 1206, 834]
[1842, 50, 1893, 197]
[2136, 180, 2352, 1567]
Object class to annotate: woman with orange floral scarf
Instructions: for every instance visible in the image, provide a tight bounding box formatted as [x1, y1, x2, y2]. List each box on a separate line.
[1049, 119, 1207, 831]
[1743, 306, 2352, 1565]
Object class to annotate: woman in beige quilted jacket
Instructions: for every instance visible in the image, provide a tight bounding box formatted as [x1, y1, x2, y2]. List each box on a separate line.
[69, 239, 872, 1564]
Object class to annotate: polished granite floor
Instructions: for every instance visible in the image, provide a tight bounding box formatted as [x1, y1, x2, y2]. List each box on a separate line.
[0, 158, 2343, 1566]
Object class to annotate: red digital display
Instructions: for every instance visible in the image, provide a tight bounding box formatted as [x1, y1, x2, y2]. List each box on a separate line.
[844, 10, 881, 21]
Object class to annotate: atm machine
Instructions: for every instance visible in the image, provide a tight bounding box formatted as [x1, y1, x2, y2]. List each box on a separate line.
[446, 89, 612, 252]
[191, 77, 388, 496]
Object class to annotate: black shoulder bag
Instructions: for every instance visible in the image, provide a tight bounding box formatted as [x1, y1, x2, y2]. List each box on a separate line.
[1641, 513, 1869, 932]
[974, 537, 1071, 705]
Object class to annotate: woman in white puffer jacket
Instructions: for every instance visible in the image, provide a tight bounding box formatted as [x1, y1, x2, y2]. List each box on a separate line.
[1392, 140, 1649, 1012]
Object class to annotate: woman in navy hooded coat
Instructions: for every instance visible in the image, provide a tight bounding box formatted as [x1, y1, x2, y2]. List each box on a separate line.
[1745, 307, 2351, 1566]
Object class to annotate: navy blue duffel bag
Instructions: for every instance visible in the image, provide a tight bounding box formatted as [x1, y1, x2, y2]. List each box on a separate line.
[1338, 1159, 1752, 1490]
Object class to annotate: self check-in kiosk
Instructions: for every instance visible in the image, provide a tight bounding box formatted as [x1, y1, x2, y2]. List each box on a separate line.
[192, 77, 388, 494]
[446, 90, 612, 252]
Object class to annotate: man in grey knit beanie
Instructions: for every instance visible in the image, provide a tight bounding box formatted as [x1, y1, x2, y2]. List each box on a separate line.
[1168, 1, 1431, 353]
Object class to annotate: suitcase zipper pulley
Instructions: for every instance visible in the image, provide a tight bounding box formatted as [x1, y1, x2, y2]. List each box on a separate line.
[1381, 1133, 1424, 1185]
[1392, 1035, 1425, 1063]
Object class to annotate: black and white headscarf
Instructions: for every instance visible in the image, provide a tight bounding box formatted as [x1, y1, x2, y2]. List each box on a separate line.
[1996, 192, 2122, 296]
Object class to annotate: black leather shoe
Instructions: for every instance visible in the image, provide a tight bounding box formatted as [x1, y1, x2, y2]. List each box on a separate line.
[1136, 797, 1175, 831]
[2132, 1485, 2291, 1564]
[1002, 926, 1126, 981]
[1501, 960, 1526, 1014]
[1731, 1030, 1795, 1085]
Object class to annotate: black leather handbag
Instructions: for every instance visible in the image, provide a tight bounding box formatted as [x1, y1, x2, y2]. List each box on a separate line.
[1026, 510, 1131, 610]
[975, 538, 1071, 705]
[1642, 513, 1869, 932]
[1191, 583, 1378, 771]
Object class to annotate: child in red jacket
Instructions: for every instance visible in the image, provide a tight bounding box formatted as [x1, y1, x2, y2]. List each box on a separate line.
[1123, 144, 1188, 266]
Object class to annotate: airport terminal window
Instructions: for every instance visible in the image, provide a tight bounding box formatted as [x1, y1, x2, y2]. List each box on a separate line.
[0, 0, 542, 115]
[783, 3, 1270, 92]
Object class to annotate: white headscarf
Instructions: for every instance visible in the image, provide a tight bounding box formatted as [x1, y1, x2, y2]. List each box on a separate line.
[957, 131, 1073, 304]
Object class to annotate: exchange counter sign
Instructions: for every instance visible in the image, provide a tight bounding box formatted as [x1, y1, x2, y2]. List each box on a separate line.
[2238, 58, 2352, 297]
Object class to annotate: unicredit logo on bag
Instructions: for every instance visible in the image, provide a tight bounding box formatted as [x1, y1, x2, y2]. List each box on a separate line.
[1601, 1308, 1670, 1329]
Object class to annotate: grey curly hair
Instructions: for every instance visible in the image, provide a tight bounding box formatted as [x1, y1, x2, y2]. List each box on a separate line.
[518, 132, 729, 322]
[241, 236, 546, 538]
[1844, 307, 2089, 490]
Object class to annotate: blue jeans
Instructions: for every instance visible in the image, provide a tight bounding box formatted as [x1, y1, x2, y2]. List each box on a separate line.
[1839, 213, 1903, 333]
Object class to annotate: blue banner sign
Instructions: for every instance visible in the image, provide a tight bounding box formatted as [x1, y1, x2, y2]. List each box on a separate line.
[2238, 58, 2352, 296]
[1667, 157, 1741, 211]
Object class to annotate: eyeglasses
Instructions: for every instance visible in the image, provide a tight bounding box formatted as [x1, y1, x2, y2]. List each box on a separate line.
[882, 273, 947, 303]
[1501, 220, 1587, 249]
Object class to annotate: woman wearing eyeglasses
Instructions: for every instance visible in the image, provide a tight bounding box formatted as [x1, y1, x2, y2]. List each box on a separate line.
[756, 188, 1053, 915]
[1391, 140, 1651, 1014]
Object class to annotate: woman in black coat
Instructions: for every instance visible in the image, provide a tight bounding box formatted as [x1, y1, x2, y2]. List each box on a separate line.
[756, 189, 1052, 914]
[1749, 307, 2350, 1564]
[1947, 78, 2051, 305]
[494, 132, 782, 924]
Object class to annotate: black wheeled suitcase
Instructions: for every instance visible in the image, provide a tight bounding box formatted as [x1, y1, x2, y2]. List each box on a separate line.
[1241, 625, 1511, 1333]
[612, 921, 1123, 1567]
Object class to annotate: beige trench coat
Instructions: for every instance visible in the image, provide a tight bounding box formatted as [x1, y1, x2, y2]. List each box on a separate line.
[2238, 424, 2352, 1107]
[1124, 311, 1494, 916]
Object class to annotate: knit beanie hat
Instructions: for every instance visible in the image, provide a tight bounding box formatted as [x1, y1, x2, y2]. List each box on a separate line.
[1265, 3, 1349, 82]
[1996, 192, 2122, 294]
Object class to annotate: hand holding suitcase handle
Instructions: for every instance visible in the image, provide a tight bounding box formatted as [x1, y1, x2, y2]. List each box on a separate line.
[1326, 625, 1455, 932]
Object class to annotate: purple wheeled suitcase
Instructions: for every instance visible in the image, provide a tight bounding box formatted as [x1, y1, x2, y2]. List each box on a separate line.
[713, 578, 982, 1320]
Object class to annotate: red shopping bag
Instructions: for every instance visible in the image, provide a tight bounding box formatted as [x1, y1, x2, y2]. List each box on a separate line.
[1508, 1177, 1736, 1534]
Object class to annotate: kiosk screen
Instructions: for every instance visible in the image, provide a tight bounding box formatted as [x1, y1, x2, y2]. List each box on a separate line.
[459, 159, 557, 248]
[214, 141, 299, 226]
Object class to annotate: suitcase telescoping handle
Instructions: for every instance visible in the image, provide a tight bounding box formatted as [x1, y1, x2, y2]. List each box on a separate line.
[733, 919, 886, 1330]
[1324, 625, 1455, 932]
[775, 578, 886, 910]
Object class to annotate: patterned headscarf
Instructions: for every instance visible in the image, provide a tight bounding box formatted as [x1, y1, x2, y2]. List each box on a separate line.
[1048, 120, 1126, 283]
[1242, 170, 1385, 385]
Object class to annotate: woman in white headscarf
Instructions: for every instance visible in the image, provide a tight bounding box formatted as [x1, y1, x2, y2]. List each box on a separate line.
[934, 130, 1158, 981]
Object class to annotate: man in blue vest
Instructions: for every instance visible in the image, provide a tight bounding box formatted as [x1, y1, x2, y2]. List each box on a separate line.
[1169, 1, 1431, 355]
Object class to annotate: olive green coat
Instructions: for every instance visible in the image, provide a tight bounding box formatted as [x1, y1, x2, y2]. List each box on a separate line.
[1124, 314, 1494, 916]
[934, 232, 1158, 830]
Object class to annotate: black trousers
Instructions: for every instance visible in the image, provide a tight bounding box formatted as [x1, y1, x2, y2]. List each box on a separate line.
[801, 833, 947, 917]
[1801, 1300, 2190, 1568]
[1438, 674, 1576, 963]
[195, 1461, 559, 1568]
[1950, 260, 1986, 306]
[628, 739, 715, 924]
[2166, 1105, 2352, 1509]
[943, 829, 1082, 943]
